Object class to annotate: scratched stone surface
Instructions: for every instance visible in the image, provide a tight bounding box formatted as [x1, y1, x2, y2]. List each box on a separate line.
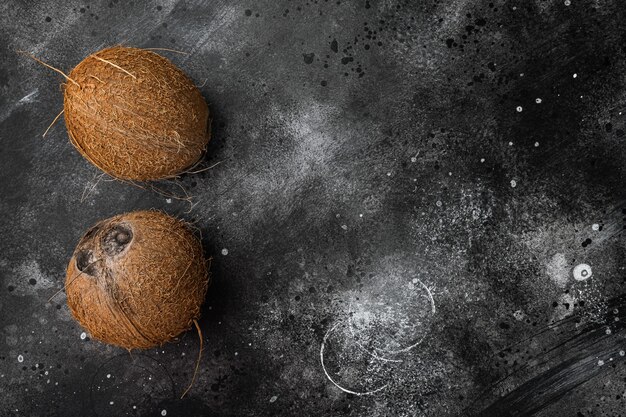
[1, 1, 625, 416]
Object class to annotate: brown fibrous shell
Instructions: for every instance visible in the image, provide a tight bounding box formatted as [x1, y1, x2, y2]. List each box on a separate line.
[65, 210, 209, 350]
[63, 46, 210, 181]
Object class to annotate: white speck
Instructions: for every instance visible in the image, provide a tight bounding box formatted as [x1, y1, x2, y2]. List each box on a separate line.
[516, 106, 523, 112]
[513, 310, 526, 321]
[341, 224, 348, 230]
[270, 395, 278, 403]
[133, 406, 137, 410]
[564, 0, 571, 5]
[480, 158, 485, 163]
[573, 73, 577, 78]
[592, 223, 600, 231]
[221, 248, 228, 256]
[387, 172, 392, 177]
[535, 98, 542, 104]
[508, 141, 513, 146]
[106, 374, 111, 379]
[359, 214, 363, 218]
[448, 172, 452, 176]
[534, 142, 539, 147]
[436, 200, 442, 207]
[573, 263, 592, 281]
[336, 214, 340, 218]
[110, 401, 114, 405]
[248, 342, 252, 346]
[165, 198, 172, 204]
[410, 157, 417, 163]
[620, 351, 625, 356]
[17, 355, 23, 363]
[161, 410, 167, 416]
[598, 360, 604, 366]
[606, 328, 612, 335]
[234, 352, 239, 356]
[510, 180, 517, 188]
[80, 332, 87, 340]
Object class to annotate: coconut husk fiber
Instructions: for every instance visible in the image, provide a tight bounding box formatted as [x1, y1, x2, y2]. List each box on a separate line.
[65, 210, 209, 350]
[63, 46, 210, 181]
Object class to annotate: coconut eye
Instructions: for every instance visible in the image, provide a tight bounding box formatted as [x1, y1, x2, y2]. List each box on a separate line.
[102, 224, 133, 256]
[75, 250, 96, 275]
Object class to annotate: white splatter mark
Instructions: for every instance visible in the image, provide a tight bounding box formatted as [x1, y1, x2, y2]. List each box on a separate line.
[221, 248, 228, 256]
[165, 198, 172, 204]
[348, 278, 436, 356]
[386, 172, 392, 177]
[564, 0, 571, 5]
[535, 98, 542, 104]
[598, 360, 604, 366]
[320, 322, 389, 396]
[572, 72, 577, 78]
[106, 374, 111, 379]
[546, 253, 569, 288]
[620, 351, 625, 357]
[410, 157, 417, 163]
[341, 225, 348, 231]
[269, 395, 278, 403]
[606, 328, 612, 335]
[516, 106, 523, 112]
[17, 89, 39, 104]
[436, 200, 442, 207]
[17, 355, 24, 363]
[592, 223, 600, 231]
[161, 410, 167, 416]
[80, 332, 87, 340]
[534, 142, 539, 147]
[573, 263, 592, 281]
[513, 310, 526, 321]
[510, 180, 517, 188]
[508, 141, 513, 146]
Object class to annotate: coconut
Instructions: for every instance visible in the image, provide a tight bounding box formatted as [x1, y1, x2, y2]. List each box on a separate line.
[65, 210, 209, 350]
[62, 46, 210, 181]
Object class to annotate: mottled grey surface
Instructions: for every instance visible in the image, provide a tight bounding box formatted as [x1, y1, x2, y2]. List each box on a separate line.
[1, 0, 625, 416]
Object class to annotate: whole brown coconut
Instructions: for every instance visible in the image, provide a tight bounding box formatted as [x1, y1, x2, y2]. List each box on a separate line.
[66, 210, 209, 350]
[63, 46, 210, 181]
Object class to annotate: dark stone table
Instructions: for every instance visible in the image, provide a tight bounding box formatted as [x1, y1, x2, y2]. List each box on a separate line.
[1, 1, 625, 416]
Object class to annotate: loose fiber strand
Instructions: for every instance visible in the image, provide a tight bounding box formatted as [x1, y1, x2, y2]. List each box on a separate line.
[17, 51, 80, 87]
[92, 55, 137, 79]
[42, 109, 64, 138]
[181, 319, 203, 399]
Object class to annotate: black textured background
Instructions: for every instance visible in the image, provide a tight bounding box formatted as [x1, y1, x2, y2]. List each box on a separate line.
[1, 1, 625, 416]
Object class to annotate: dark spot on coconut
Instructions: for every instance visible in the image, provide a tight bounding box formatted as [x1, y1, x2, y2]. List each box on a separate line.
[80, 224, 101, 245]
[7, 285, 15, 292]
[102, 224, 133, 256]
[29, 278, 37, 286]
[76, 250, 97, 275]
